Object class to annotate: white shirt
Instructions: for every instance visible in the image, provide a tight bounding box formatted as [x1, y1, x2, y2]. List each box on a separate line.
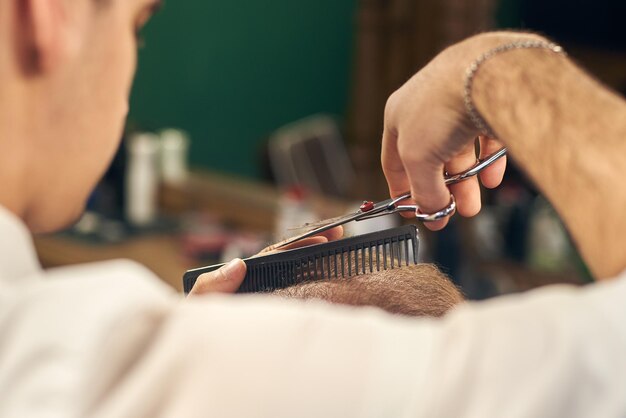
[0, 205, 625, 418]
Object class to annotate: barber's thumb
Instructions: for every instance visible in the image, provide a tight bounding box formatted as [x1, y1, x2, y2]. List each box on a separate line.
[189, 258, 246, 296]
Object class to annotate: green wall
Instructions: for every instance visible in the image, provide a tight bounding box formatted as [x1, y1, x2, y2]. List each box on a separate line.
[129, 1, 357, 179]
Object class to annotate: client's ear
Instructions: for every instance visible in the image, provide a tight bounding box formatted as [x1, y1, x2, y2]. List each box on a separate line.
[16, 0, 70, 74]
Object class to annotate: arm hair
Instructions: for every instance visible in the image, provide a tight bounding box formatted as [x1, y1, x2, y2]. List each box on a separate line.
[473, 46, 626, 278]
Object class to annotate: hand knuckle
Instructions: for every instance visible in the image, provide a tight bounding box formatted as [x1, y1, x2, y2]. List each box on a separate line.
[384, 92, 400, 118]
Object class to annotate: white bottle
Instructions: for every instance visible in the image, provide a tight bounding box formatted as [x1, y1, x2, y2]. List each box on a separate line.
[125, 133, 160, 227]
[159, 129, 190, 185]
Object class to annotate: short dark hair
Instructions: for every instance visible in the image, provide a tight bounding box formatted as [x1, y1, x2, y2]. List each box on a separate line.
[272, 263, 464, 317]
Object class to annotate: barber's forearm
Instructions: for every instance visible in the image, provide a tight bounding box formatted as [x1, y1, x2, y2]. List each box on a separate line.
[473, 49, 626, 278]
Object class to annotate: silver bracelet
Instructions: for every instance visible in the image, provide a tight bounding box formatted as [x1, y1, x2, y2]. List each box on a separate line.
[463, 39, 566, 137]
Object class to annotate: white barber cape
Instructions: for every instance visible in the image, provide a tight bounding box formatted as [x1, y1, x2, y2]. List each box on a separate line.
[1, 205, 625, 418]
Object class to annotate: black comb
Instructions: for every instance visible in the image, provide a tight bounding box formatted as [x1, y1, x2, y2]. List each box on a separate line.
[183, 225, 419, 295]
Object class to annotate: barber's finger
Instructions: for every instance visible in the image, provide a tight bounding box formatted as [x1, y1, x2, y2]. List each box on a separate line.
[189, 258, 246, 296]
[445, 142, 481, 217]
[315, 225, 344, 243]
[402, 152, 450, 231]
[381, 123, 412, 200]
[382, 124, 420, 219]
[478, 136, 507, 189]
[260, 226, 344, 254]
[261, 236, 328, 255]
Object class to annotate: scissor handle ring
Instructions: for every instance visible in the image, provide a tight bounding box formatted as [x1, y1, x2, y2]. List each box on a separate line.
[394, 194, 457, 221]
[416, 147, 505, 221]
[414, 194, 457, 222]
[444, 147, 507, 185]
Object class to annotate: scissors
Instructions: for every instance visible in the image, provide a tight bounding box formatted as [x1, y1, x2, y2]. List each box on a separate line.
[276, 148, 507, 249]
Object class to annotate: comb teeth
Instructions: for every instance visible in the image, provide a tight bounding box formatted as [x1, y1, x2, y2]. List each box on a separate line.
[183, 225, 420, 294]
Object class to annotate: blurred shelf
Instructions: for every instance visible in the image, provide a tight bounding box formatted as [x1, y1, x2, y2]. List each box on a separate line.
[478, 260, 586, 294]
[160, 170, 281, 232]
[34, 169, 351, 292]
[34, 234, 188, 291]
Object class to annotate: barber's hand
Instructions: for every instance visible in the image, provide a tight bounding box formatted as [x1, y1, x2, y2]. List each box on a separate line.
[258, 226, 344, 255]
[382, 32, 543, 230]
[188, 258, 247, 296]
[188, 226, 343, 296]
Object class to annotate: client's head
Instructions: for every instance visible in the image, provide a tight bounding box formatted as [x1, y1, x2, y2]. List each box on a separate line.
[272, 263, 464, 318]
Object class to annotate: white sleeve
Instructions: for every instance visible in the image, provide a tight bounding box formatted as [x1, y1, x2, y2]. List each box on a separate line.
[90, 273, 626, 418]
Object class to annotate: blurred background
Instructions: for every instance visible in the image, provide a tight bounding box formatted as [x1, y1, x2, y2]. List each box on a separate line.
[35, 0, 626, 298]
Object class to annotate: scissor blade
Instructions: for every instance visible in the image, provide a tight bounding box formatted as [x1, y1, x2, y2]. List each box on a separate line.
[287, 214, 355, 232]
[276, 212, 361, 248]
[275, 196, 404, 249]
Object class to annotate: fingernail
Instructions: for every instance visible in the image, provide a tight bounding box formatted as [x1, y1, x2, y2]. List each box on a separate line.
[221, 258, 243, 280]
